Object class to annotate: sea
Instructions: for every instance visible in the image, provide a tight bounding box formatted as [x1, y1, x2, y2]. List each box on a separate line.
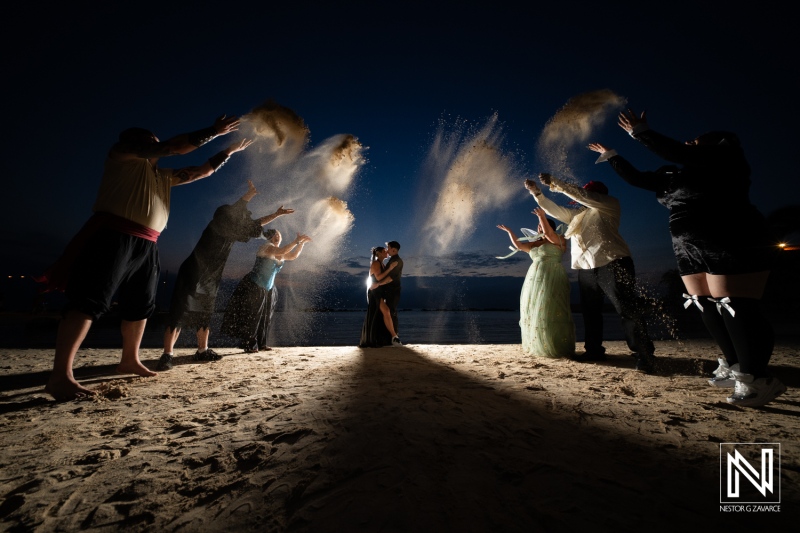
[1, 310, 633, 349]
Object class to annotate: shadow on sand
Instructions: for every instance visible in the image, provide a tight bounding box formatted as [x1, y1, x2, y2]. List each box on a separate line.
[196, 347, 795, 532]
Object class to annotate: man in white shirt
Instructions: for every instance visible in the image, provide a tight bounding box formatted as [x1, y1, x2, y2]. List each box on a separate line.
[526, 174, 655, 372]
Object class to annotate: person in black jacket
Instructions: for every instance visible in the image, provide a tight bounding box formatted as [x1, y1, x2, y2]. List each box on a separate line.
[587, 109, 783, 407]
[159, 180, 294, 370]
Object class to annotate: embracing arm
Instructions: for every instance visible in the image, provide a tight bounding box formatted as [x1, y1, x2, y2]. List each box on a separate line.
[372, 261, 397, 282]
[170, 138, 253, 186]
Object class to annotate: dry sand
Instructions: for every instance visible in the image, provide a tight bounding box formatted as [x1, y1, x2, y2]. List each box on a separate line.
[1, 340, 798, 531]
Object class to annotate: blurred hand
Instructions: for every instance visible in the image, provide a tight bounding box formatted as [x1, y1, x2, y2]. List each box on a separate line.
[214, 114, 242, 135]
[538, 173, 553, 186]
[587, 142, 610, 154]
[226, 138, 253, 155]
[618, 109, 647, 134]
[274, 205, 294, 216]
[524, 179, 541, 194]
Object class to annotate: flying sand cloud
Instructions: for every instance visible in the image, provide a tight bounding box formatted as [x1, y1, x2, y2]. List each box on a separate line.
[418, 114, 521, 253]
[536, 89, 627, 182]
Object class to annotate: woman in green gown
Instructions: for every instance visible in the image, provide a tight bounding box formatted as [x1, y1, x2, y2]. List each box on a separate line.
[497, 207, 575, 358]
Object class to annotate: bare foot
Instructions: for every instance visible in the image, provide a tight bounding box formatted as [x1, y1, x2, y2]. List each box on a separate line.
[45, 376, 96, 401]
[116, 361, 157, 377]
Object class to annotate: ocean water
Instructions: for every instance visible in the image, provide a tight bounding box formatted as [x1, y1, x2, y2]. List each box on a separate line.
[1, 310, 631, 349]
[190, 310, 626, 348]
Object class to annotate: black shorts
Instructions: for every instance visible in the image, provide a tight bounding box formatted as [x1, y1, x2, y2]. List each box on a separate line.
[671, 231, 777, 276]
[65, 228, 160, 321]
[670, 210, 777, 276]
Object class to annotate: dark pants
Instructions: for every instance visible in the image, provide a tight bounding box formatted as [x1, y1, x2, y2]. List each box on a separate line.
[66, 228, 159, 321]
[577, 257, 653, 357]
[383, 285, 402, 334]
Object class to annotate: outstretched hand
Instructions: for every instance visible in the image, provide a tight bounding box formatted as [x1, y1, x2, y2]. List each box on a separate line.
[618, 109, 647, 134]
[296, 234, 312, 244]
[524, 178, 541, 195]
[538, 173, 553, 186]
[226, 138, 253, 155]
[274, 205, 294, 216]
[532, 207, 547, 220]
[587, 142, 610, 154]
[246, 179, 258, 196]
[497, 224, 513, 234]
[214, 114, 242, 136]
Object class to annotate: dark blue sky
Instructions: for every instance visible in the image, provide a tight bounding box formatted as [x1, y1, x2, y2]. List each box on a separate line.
[3, 1, 797, 294]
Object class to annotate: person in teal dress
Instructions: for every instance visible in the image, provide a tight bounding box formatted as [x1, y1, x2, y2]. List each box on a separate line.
[497, 207, 575, 358]
[221, 229, 311, 352]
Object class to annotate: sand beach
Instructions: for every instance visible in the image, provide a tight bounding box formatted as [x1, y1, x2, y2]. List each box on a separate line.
[1, 338, 798, 531]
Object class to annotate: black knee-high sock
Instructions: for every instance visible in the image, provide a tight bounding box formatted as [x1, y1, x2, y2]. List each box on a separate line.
[697, 296, 738, 366]
[719, 297, 774, 377]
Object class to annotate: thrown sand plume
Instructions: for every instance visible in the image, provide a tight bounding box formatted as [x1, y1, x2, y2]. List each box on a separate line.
[419, 114, 520, 252]
[537, 89, 627, 180]
[244, 99, 310, 164]
[310, 134, 364, 195]
[306, 197, 355, 257]
[218, 104, 364, 344]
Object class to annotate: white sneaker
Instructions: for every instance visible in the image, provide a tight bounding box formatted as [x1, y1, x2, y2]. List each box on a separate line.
[391, 336, 402, 346]
[726, 371, 787, 407]
[708, 358, 738, 388]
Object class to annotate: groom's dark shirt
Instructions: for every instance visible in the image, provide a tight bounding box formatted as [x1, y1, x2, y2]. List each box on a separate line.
[386, 255, 403, 287]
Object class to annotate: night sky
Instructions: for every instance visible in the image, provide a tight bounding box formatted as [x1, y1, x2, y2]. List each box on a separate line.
[3, 1, 797, 309]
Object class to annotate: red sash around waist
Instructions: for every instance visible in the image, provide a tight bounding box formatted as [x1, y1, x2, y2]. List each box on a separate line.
[33, 212, 161, 293]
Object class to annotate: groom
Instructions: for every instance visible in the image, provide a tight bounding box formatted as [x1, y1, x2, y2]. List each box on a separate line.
[384, 241, 403, 345]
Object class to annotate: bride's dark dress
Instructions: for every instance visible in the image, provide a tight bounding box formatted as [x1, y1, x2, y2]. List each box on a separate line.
[359, 267, 392, 347]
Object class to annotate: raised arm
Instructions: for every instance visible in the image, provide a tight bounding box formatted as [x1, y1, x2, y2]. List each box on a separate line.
[170, 138, 253, 187]
[283, 235, 312, 261]
[240, 180, 259, 203]
[256, 205, 295, 226]
[496, 225, 536, 253]
[525, 177, 577, 224]
[540, 172, 618, 214]
[588, 143, 664, 192]
[111, 114, 243, 160]
[532, 207, 566, 250]
[260, 234, 310, 259]
[618, 109, 731, 166]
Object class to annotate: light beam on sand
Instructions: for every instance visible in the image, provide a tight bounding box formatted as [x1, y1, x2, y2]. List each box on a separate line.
[536, 89, 626, 182]
[418, 114, 521, 253]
